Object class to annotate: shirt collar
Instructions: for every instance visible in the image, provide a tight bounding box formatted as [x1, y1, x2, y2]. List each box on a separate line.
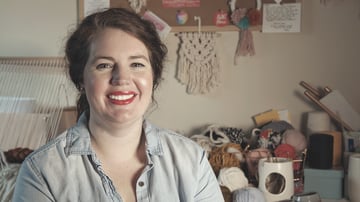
[143, 120, 164, 156]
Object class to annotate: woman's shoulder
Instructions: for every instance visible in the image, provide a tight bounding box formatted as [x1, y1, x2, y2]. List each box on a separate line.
[145, 121, 204, 155]
[147, 121, 194, 141]
[24, 131, 68, 164]
[26, 121, 92, 162]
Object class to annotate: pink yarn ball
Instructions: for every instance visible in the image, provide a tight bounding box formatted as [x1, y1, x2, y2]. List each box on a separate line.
[281, 129, 307, 153]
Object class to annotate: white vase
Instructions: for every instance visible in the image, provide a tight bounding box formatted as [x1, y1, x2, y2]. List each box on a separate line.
[348, 153, 360, 202]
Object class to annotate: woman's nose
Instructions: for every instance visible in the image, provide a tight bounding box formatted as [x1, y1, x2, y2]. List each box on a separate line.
[111, 66, 130, 85]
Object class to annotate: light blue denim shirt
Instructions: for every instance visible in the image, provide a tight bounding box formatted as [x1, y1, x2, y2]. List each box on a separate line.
[12, 114, 224, 202]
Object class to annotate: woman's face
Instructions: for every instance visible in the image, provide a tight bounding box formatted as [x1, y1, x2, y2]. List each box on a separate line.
[83, 28, 153, 126]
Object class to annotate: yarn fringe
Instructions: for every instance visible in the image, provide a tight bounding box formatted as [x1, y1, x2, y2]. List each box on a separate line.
[234, 30, 255, 64]
[177, 32, 220, 94]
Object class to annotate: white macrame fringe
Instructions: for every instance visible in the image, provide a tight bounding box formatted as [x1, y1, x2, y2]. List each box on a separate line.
[177, 32, 220, 94]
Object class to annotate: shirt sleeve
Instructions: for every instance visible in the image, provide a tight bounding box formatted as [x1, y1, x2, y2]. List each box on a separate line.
[195, 150, 225, 202]
[12, 158, 54, 202]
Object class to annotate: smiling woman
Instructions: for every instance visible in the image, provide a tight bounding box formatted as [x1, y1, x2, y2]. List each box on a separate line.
[12, 8, 224, 202]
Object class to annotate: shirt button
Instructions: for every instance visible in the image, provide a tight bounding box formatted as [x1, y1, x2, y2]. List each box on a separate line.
[138, 181, 145, 187]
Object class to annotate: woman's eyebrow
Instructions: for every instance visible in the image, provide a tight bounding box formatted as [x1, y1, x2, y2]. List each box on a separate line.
[88, 56, 115, 65]
[129, 55, 149, 62]
[93, 56, 115, 62]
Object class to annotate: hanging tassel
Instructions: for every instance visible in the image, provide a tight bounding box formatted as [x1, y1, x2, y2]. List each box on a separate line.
[236, 29, 255, 57]
[231, 8, 256, 64]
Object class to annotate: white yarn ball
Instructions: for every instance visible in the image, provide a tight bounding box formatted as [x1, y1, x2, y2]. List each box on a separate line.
[232, 187, 266, 202]
[217, 167, 248, 192]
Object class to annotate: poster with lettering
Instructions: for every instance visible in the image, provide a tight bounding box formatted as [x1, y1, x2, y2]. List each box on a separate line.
[262, 2, 301, 33]
[162, 0, 200, 8]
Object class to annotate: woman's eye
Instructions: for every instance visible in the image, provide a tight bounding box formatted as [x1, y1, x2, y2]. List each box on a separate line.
[131, 63, 145, 68]
[96, 63, 113, 70]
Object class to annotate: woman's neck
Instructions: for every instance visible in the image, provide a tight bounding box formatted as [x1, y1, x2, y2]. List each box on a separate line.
[89, 118, 145, 163]
[89, 118, 147, 200]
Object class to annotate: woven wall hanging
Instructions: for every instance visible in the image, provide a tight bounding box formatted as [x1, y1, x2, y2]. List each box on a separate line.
[176, 32, 220, 94]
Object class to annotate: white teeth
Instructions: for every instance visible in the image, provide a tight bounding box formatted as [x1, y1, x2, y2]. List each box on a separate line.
[109, 94, 134, 100]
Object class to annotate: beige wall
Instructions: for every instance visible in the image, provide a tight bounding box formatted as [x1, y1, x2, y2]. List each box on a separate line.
[1, 0, 359, 135]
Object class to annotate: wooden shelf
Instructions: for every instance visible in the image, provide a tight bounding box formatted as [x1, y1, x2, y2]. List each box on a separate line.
[170, 25, 261, 32]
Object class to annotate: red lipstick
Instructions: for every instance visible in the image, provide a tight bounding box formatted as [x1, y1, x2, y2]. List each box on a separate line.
[108, 91, 137, 105]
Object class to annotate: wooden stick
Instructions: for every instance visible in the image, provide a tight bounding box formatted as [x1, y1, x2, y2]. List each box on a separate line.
[299, 81, 322, 100]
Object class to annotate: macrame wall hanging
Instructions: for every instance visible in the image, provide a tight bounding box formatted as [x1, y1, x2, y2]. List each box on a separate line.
[177, 31, 220, 95]
[229, 0, 262, 65]
[128, 0, 147, 13]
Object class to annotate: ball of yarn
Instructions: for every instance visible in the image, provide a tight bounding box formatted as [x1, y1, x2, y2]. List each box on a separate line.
[218, 167, 248, 192]
[282, 129, 307, 153]
[209, 143, 243, 175]
[274, 144, 296, 160]
[232, 187, 266, 202]
[220, 186, 233, 202]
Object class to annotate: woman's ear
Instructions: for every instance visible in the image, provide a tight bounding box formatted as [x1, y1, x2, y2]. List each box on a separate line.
[79, 84, 85, 92]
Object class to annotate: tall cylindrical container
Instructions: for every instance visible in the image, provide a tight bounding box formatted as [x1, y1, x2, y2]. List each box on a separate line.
[348, 153, 360, 202]
[308, 133, 333, 169]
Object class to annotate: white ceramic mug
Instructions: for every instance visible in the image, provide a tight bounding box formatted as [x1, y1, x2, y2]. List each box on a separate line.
[348, 153, 360, 202]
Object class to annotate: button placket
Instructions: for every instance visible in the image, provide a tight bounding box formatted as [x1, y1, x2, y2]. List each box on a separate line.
[136, 169, 151, 201]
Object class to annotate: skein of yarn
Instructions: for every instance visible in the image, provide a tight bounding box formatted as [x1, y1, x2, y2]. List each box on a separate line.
[232, 187, 266, 202]
[218, 167, 248, 192]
